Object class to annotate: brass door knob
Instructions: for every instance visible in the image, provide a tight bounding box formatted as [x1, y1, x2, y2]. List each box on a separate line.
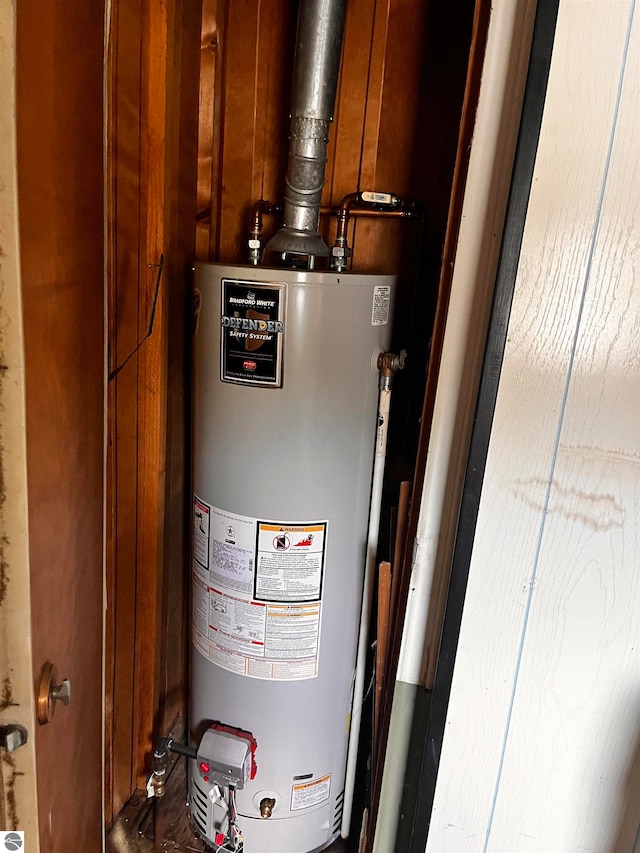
[37, 661, 71, 725]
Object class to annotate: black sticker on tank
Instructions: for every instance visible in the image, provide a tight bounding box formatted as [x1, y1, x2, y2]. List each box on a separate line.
[221, 279, 286, 386]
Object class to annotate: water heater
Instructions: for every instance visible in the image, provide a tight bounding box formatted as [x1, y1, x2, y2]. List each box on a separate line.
[189, 261, 395, 852]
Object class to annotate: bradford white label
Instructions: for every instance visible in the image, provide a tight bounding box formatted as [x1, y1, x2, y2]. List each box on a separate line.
[221, 279, 285, 386]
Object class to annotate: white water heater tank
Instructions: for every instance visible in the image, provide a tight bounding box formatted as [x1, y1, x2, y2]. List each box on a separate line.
[190, 262, 395, 852]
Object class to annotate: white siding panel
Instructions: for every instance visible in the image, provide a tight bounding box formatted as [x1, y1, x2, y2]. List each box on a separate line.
[488, 6, 640, 848]
[427, 0, 639, 851]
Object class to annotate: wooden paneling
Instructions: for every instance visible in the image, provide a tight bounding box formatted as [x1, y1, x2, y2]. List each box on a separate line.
[350, 0, 429, 273]
[324, 0, 376, 202]
[428, 1, 640, 849]
[106, 0, 144, 819]
[16, 1, 105, 848]
[106, 0, 201, 820]
[215, 0, 295, 262]
[158, 0, 201, 744]
[195, 0, 221, 259]
[131, 0, 170, 799]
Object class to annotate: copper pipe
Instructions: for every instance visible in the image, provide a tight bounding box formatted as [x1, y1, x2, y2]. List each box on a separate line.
[247, 199, 282, 264]
[329, 192, 421, 271]
[335, 192, 420, 242]
[249, 199, 417, 235]
[247, 195, 422, 268]
[334, 192, 361, 244]
[251, 199, 281, 235]
[320, 207, 417, 219]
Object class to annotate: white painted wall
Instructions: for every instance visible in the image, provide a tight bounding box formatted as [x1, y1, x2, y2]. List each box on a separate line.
[427, 0, 640, 850]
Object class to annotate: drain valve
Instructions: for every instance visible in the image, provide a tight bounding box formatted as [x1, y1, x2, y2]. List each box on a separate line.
[260, 797, 276, 819]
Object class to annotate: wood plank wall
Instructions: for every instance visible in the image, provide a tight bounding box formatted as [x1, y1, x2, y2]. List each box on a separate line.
[106, 0, 201, 822]
[106, 0, 475, 823]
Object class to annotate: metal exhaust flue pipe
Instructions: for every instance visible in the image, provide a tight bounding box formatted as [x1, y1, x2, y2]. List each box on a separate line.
[265, 0, 347, 259]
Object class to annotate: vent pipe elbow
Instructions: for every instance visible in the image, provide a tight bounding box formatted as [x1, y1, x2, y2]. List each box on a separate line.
[265, 0, 347, 260]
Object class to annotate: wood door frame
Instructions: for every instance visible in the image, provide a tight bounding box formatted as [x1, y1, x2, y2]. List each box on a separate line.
[0, 3, 40, 841]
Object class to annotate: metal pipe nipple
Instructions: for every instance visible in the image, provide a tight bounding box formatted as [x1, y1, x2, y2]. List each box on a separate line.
[260, 797, 276, 818]
[148, 740, 172, 798]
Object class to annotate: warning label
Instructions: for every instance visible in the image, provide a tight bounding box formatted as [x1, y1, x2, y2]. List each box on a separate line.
[291, 774, 332, 811]
[255, 523, 327, 602]
[266, 602, 320, 659]
[191, 499, 327, 681]
[371, 285, 391, 326]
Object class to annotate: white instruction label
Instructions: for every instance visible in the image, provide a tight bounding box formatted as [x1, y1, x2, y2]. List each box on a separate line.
[192, 499, 326, 681]
[371, 285, 391, 325]
[210, 507, 255, 594]
[209, 589, 266, 656]
[193, 497, 210, 570]
[291, 774, 331, 811]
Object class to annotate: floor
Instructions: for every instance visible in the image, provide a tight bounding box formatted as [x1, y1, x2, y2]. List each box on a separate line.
[106, 752, 350, 853]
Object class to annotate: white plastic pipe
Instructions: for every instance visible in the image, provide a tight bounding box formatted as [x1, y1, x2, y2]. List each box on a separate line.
[341, 382, 392, 838]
